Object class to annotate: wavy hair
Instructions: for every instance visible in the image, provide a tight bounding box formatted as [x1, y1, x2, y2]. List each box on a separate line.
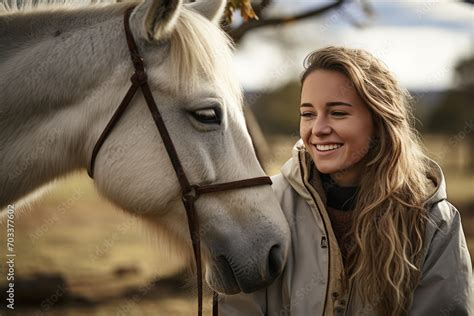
[301, 46, 430, 315]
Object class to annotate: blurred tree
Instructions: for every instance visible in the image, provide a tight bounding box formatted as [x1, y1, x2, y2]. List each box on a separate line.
[223, 0, 373, 43]
[427, 56, 474, 169]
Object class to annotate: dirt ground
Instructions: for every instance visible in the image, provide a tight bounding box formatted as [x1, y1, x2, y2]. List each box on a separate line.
[1, 135, 473, 315]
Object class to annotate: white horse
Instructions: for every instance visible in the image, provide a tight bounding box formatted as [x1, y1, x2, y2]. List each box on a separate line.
[0, 0, 290, 295]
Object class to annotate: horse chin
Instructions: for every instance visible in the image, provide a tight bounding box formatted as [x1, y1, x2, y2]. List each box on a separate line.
[206, 258, 275, 295]
[205, 258, 241, 295]
[207, 276, 241, 295]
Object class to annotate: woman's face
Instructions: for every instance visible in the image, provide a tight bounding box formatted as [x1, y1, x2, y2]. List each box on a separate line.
[300, 70, 374, 186]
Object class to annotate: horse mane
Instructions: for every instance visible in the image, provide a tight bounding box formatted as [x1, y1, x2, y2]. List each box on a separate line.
[170, 8, 242, 106]
[0, 0, 117, 12]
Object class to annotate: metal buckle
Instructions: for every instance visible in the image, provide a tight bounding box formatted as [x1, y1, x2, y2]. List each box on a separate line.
[131, 70, 148, 86]
[182, 185, 199, 203]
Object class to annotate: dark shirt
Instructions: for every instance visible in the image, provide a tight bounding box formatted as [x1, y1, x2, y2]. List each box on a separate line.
[321, 173, 357, 264]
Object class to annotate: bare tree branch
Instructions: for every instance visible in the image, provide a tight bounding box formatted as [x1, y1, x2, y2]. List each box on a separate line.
[227, 0, 347, 43]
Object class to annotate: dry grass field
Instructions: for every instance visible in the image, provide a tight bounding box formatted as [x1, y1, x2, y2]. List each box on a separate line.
[1, 135, 472, 315]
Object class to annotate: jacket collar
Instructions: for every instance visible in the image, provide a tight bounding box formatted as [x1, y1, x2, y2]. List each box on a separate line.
[424, 160, 447, 208]
[280, 139, 314, 200]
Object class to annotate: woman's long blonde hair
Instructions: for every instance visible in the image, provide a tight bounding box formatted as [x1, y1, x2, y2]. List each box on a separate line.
[302, 46, 430, 315]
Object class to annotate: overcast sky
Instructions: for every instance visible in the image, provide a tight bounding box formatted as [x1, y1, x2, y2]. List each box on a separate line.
[233, 0, 473, 91]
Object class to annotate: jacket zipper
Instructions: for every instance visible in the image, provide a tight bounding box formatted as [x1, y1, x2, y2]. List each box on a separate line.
[298, 152, 331, 316]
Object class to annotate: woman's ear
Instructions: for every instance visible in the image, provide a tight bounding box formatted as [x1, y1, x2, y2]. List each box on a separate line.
[185, 0, 226, 24]
[130, 0, 183, 41]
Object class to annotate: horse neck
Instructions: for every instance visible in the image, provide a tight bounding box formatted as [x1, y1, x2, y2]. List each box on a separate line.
[0, 4, 131, 207]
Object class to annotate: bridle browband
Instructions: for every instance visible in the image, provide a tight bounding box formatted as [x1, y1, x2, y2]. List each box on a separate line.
[87, 6, 273, 316]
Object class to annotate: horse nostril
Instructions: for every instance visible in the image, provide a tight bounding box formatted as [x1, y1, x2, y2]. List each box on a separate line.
[267, 244, 284, 280]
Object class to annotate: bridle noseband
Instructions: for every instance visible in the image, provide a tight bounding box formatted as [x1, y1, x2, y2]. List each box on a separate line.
[88, 6, 273, 316]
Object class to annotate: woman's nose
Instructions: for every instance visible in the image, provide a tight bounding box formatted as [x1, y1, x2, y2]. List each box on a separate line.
[312, 117, 332, 137]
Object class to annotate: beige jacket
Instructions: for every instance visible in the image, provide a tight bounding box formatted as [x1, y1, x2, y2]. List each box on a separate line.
[220, 140, 472, 315]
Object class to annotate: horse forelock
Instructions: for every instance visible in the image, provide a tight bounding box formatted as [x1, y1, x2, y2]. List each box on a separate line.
[169, 8, 243, 113]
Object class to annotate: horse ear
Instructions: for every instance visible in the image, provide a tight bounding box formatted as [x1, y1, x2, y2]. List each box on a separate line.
[186, 0, 226, 24]
[130, 0, 183, 41]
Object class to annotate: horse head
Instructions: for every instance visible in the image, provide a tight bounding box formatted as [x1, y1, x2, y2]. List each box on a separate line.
[88, 0, 290, 294]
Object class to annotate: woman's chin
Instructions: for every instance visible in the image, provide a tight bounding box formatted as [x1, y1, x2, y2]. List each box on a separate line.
[313, 163, 340, 175]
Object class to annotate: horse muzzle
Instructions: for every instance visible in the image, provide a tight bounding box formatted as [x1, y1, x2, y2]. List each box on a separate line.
[205, 237, 288, 294]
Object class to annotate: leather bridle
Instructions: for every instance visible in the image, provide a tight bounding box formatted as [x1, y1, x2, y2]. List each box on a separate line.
[87, 6, 272, 316]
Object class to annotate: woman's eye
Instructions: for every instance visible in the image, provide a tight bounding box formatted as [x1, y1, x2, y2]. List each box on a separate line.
[192, 108, 221, 124]
[331, 111, 347, 117]
[300, 112, 315, 118]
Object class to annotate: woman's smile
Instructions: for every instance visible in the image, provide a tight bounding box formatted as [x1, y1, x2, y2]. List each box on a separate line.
[300, 70, 374, 186]
[313, 143, 344, 153]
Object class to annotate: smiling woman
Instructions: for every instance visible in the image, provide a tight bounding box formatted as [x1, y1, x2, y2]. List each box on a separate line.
[220, 46, 473, 315]
[299, 70, 374, 187]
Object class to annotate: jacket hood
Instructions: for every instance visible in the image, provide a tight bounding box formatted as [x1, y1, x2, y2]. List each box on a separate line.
[280, 139, 447, 211]
[279, 139, 312, 200]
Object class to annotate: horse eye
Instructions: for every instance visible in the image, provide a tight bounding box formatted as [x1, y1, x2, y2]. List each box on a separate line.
[192, 108, 221, 124]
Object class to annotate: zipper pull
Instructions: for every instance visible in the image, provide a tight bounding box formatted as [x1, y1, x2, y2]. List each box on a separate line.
[321, 236, 328, 248]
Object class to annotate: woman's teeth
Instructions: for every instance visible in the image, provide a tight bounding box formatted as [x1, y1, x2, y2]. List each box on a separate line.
[316, 144, 342, 151]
